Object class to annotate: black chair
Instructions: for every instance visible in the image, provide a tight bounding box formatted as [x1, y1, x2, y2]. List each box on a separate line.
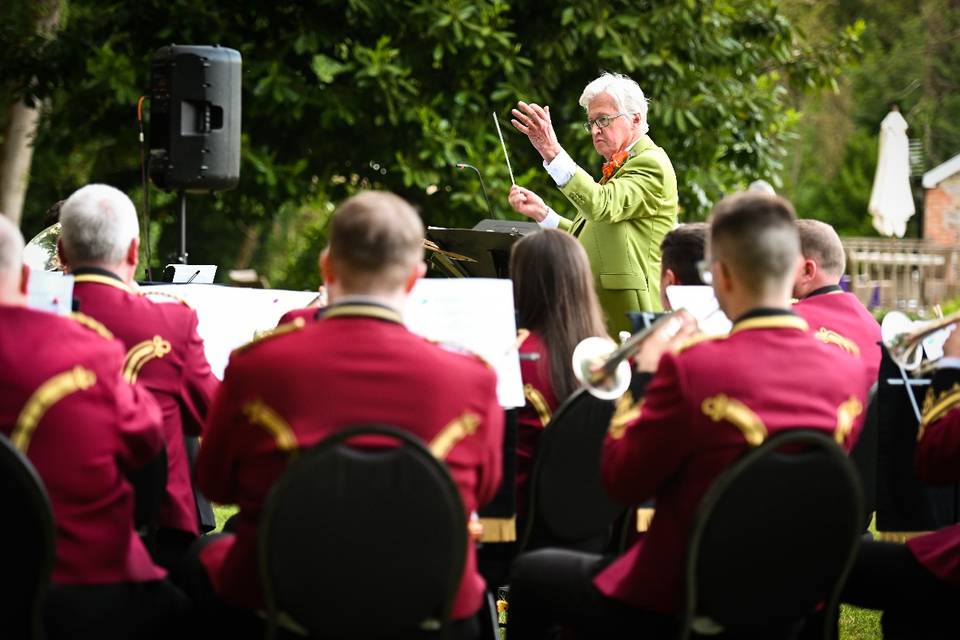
[0, 433, 56, 640]
[258, 425, 468, 640]
[127, 446, 167, 556]
[518, 388, 623, 553]
[681, 430, 864, 640]
[849, 383, 879, 532]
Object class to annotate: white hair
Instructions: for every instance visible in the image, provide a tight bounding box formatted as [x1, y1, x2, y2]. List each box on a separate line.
[60, 184, 140, 265]
[0, 214, 25, 280]
[579, 72, 650, 135]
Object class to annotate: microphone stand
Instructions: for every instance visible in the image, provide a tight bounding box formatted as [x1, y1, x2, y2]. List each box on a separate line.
[455, 163, 493, 217]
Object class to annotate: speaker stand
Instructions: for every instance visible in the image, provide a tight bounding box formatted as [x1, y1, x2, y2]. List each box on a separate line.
[177, 190, 189, 264]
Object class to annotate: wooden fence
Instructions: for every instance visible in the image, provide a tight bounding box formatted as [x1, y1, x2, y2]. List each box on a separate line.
[843, 238, 960, 311]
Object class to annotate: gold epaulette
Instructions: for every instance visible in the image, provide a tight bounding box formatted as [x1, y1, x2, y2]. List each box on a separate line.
[814, 327, 861, 357]
[69, 312, 115, 341]
[674, 333, 727, 355]
[515, 328, 531, 350]
[233, 317, 306, 355]
[141, 289, 192, 308]
[917, 382, 960, 440]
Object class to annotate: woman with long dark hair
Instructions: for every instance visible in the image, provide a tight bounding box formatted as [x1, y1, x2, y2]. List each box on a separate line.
[510, 229, 608, 517]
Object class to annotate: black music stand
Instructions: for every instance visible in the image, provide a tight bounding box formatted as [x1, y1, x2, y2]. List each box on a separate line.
[425, 220, 538, 279]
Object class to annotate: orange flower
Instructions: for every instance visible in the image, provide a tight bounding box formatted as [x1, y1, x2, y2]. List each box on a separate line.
[601, 149, 630, 181]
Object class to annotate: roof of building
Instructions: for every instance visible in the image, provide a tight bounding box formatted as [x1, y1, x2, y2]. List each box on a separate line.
[923, 152, 960, 189]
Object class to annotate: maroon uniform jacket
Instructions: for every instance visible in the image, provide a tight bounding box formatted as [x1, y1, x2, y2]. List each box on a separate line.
[71, 270, 219, 536]
[593, 310, 870, 614]
[0, 305, 165, 584]
[906, 366, 960, 585]
[276, 306, 321, 326]
[793, 285, 882, 384]
[516, 330, 558, 519]
[196, 302, 504, 619]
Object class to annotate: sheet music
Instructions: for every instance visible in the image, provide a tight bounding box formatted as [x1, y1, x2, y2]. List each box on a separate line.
[27, 271, 74, 316]
[405, 278, 525, 408]
[665, 285, 733, 335]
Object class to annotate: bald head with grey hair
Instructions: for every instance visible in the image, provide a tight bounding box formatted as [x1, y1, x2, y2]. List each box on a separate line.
[579, 72, 650, 135]
[0, 214, 28, 304]
[59, 184, 140, 279]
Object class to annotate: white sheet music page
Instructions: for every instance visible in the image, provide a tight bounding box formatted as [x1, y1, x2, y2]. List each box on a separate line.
[405, 278, 525, 408]
[665, 285, 733, 336]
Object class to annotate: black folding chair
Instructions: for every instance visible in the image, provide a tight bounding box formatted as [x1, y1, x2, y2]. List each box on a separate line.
[127, 447, 167, 556]
[518, 388, 623, 553]
[849, 383, 879, 532]
[0, 433, 56, 640]
[681, 430, 864, 640]
[258, 425, 468, 640]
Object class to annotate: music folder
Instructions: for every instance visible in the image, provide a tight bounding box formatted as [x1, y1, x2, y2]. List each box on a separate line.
[425, 219, 539, 278]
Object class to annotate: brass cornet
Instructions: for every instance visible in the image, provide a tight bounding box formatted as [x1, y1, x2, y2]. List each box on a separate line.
[572, 313, 685, 400]
[884, 309, 960, 372]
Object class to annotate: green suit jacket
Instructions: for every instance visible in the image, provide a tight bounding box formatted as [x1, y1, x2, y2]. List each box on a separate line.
[555, 135, 678, 336]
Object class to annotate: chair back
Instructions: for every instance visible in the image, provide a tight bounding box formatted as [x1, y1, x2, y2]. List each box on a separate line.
[849, 383, 879, 531]
[0, 434, 56, 640]
[519, 388, 622, 552]
[682, 430, 863, 639]
[259, 425, 467, 640]
[127, 446, 167, 555]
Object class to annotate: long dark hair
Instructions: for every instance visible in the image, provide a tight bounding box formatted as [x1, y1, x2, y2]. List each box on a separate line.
[511, 229, 608, 401]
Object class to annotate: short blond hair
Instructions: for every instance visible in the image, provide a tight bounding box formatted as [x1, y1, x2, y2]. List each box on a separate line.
[327, 191, 424, 291]
[796, 219, 846, 278]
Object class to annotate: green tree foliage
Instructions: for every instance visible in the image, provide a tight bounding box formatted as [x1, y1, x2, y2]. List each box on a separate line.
[2, 0, 858, 287]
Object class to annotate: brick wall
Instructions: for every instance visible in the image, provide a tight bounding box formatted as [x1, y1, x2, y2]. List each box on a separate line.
[924, 174, 960, 247]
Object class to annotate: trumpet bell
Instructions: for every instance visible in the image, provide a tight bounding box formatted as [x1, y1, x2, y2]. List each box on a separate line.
[572, 336, 632, 401]
[23, 223, 64, 273]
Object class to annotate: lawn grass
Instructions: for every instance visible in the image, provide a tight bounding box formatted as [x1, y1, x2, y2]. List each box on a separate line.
[209, 504, 883, 638]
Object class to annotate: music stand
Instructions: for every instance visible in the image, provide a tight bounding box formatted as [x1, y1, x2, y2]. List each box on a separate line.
[425, 220, 538, 279]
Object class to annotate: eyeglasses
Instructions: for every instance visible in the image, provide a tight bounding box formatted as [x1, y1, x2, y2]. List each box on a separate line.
[696, 259, 715, 286]
[582, 113, 629, 132]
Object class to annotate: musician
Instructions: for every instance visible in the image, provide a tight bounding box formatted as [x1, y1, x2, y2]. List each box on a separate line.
[0, 215, 186, 639]
[511, 229, 608, 519]
[57, 183, 220, 568]
[659, 222, 708, 310]
[507, 72, 678, 336]
[189, 191, 504, 638]
[507, 192, 871, 637]
[841, 328, 960, 639]
[792, 218, 881, 382]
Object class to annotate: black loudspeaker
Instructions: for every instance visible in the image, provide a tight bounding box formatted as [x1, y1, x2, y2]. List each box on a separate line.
[149, 44, 241, 192]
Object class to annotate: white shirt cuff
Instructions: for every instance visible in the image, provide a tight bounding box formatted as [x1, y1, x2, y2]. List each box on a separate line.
[538, 207, 560, 229]
[543, 149, 577, 188]
[937, 357, 960, 370]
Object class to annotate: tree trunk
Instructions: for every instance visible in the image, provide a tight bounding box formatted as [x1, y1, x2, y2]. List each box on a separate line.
[0, 100, 42, 224]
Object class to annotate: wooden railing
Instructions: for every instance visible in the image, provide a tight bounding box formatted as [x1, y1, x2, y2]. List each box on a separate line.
[842, 238, 960, 310]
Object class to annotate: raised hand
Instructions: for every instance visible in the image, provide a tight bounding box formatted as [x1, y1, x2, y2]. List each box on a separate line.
[507, 185, 549, 222]
[511, 101, 563, 163]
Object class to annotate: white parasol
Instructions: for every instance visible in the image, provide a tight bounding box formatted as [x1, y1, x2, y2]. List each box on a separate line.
[868, 109, 915, 237]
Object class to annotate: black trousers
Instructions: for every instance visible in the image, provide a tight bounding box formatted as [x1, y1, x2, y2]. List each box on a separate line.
[507, 548, 678, 639]
[842, 540, 960, 639]
[177, 532, 482, 640]
[44, 579, 189, 640]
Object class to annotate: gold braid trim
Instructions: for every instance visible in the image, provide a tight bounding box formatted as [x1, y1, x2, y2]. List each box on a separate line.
[917, 383, 960, 441]
[608, 391, 642, 440]
[122, 335, 172, 384]
[636, 507, 656, 533]
[69, 312, 115, 341]
[234, 317, 306, 355]
[429, 412, 480, 460]
[523, 384, 552, 428]
[814, 327, 861, 357]
[477, 516, 517, 543]
[835, 396, 864, 446]
[141, 289, 191, 307]
[243, 399, 298, 453]
[12, 367, 97, 452]
[701, 394, 767, 446]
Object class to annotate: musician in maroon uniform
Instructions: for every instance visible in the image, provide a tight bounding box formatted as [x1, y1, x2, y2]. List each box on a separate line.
[659, 222, 708, 310]
[842, 328, 960, 639]
[191, 191, 504, 638]
[508, 192, 871, 637]
[792, 219, 881, 383]
[511, 229, 607, 521]
[0, 216, 186, 639]
[57, 183, 220, 567]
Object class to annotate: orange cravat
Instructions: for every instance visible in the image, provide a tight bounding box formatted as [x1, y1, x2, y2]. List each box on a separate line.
[601, 149, 630, 182]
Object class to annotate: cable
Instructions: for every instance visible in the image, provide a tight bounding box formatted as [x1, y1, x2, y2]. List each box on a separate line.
[137, 95, 154, 281]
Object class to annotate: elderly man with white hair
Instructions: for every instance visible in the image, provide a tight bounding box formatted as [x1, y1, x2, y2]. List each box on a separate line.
[57, 183, 220, 571]
[508, 72, 678, 335]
